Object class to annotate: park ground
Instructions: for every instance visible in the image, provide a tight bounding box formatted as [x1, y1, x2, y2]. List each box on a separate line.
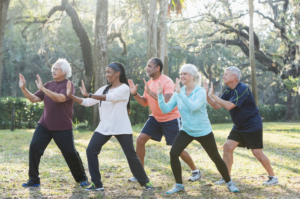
[0, 122, 299, 199]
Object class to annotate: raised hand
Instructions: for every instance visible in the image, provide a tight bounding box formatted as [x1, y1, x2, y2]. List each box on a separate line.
[208, 82, 214, 97]
[35, 74, 44, 91]
[19, 74, 26, 89]
[66, 80, 72, 97]
[175, 78, 181, 93]
[128, 79, 138, 95]
[143, 78, 150, 93]
[157, 81, 163, 95]
[203, 80, 208, 94]
[79, 79, 89, 97]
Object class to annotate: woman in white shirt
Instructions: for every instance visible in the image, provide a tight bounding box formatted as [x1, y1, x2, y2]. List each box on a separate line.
[66, 62, 153, 191]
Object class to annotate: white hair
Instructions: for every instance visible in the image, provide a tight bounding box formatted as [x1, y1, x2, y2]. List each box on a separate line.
[52, 58, 72, 79]
[224, 66, 241, 80]
[179, 64, 202, 85]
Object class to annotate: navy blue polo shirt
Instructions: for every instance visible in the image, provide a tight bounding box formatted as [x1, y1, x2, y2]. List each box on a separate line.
[221, 82, 262, 132]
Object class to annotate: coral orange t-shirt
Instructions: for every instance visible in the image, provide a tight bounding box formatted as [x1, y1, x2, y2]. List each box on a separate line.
[143, 74, 180, 122]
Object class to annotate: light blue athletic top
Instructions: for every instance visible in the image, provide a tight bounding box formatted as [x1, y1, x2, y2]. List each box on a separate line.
[158, 85, 212, 137]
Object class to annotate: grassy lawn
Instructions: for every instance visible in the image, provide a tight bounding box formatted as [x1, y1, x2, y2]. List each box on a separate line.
[0, 122, 299, 198]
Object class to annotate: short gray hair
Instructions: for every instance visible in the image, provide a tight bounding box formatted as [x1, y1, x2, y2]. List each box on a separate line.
[224, 66, 241, 80]
[52, 58, 72, 79]
[179, 64, 202, 85]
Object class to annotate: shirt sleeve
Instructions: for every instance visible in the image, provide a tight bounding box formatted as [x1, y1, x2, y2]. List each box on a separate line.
[106, 85, 130, 102]
[229, 87, 250, 107]
[177, 89, 206, 112]
[158, 92, 178, 114]
[81, 87, 103, 107]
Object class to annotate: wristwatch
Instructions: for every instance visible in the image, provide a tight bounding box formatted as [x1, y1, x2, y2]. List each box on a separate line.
[89, 93, 92, 98]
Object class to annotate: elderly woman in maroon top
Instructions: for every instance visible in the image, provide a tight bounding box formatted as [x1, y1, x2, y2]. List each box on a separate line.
[19, 58, 89, 187]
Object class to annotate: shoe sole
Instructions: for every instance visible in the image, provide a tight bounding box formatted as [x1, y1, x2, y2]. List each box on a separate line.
[229, 189, 239, 193]
[166, 190, 184, 194]
[22, 184, 40, 187]
[80, 183, 90, 187]
[85, 188, 104, 191]
[188, 177, 201, 182]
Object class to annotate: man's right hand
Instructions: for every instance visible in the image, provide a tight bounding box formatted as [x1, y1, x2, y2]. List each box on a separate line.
[128, 79, 138, 95]
[19, 74, 26, 90]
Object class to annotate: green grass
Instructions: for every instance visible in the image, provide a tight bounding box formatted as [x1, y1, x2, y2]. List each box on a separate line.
[0, 122, 300, 198]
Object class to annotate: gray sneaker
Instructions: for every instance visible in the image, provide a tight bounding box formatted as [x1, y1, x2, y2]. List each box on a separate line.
[214, 178, 226, 185]
[227, 181, 239, 193]
[188, 171, 201, 182]
[262, 176, 279, 185]
[128, 176, 137, 182]
[166, 184, 185, 194]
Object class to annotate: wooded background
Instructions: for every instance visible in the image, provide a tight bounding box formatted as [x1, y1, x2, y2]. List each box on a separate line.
[0, 0, 299, 128]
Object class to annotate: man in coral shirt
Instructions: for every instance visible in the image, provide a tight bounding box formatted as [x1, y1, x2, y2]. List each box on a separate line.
[128, 58, 200, 182]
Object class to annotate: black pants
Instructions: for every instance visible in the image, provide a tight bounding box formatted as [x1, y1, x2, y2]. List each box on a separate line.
[28, 124, 87, 183]
[86, 132, 149, 187]
[170, 131, 231, 184]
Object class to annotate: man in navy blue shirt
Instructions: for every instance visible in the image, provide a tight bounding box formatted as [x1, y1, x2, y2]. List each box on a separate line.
[204, 66, 278, 186]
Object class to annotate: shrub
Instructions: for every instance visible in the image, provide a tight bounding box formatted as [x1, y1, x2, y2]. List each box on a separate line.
[0, 97, 288, 129]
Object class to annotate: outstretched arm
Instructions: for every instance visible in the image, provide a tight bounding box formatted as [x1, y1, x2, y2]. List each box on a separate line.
[203, 81, 222, 109]
[157, 81, 178, 113]
[208, 82, 235, 110]
[19, 74, 41, 103]
[35, 75, 66, 103]
[128, 79, 148, 107]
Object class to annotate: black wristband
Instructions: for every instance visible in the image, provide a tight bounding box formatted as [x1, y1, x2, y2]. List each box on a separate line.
[132, 93, 138, 96]
[89, 93, 92, 98]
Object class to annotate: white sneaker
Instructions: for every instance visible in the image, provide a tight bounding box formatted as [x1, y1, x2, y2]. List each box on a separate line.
[262, 176, 279, 185]
[188, 171, 201, 182]
[215, 177, 232, 185]
[128, 176, 137, 182]
[227, 181, 239, 192]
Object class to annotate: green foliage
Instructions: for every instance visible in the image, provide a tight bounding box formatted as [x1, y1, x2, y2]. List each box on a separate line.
[0, 97, 288, 129]
[0, 97, 44, 129]
[283, 76, 300, 92]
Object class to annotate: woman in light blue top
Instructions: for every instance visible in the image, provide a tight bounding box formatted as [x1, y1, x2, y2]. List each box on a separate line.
[157, 64, 239, 194]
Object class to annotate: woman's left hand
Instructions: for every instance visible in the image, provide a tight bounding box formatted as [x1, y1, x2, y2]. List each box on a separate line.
[175, 78, 181, 93]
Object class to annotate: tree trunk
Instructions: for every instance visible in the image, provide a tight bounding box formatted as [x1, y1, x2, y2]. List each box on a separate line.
[93, 0, 108, 129]
[148, 0, 157, 59]
[157, 0, 167, 59]
[249, 0, 259, 105]
[0, 0, 10, 96]
[285, 91, 300, 121]
[60, 0, 94, 122]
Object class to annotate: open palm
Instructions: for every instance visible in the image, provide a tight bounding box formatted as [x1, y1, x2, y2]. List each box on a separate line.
[128, 79, 138, 95]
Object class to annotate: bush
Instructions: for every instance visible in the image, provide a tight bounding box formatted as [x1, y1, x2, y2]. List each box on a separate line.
[0, 97, 288, 129]
[0, 97, 44, 129]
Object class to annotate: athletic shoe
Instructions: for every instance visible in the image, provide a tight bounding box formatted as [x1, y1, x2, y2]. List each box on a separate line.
[128, 176, 137, 182]
[79, 179, 89, 187]
[166, 184, 185, 194]
[22, 180, 40, 187]
[144, 182, 154, 190]
[188, 170, 201, 182]
[214, 178, 226, 185]
[262, 176, 279, 185]
[85, 183, 104, 191]
[227, 181, 239, 192]
[215, 177, 232, 185]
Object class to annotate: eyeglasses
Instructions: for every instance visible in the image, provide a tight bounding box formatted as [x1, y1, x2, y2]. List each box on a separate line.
[52, 68, 62, 71]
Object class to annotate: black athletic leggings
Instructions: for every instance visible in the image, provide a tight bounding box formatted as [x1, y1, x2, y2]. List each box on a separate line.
[86, 132, 149, 187]
[170, 131, 231, 184]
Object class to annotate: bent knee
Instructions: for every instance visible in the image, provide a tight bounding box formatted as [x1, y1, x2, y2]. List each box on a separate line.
[223, 143, 236, 153]
[136, 134, 149, 145]
[170, 149, 181, 158]
[252, 149, 263, 158]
